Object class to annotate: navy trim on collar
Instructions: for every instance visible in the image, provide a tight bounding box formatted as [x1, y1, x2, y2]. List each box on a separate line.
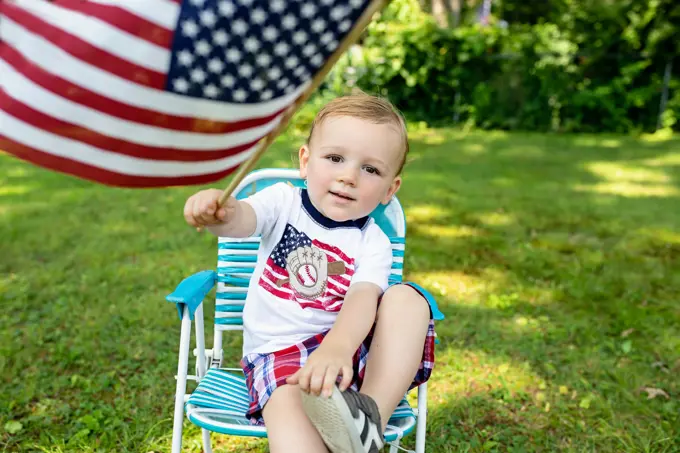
[301, 189, 370, 230]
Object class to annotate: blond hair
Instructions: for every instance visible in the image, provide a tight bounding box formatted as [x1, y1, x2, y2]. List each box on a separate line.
[306, 93, 409, 175]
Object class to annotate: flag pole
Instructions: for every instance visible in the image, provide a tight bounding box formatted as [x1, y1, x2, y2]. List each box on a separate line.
[217, 0, 389, 207]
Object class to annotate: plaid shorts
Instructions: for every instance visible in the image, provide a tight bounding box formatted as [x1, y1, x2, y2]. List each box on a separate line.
[240, 282, 437, 424]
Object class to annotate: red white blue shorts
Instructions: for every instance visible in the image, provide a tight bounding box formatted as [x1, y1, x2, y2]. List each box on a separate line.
[240, 282, 437, 425]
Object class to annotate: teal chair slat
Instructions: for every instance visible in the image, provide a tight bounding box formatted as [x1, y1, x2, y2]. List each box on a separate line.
[217, 267, 255, 274]
[218, 242, 260, 250]
[215, 318, 244, 325]
[216, 305, 244, 313]
[219, 255, 258, 262]
[217, 276, 251, 287]
[216, 292, 247, 300]
[390, 237, 405, 244]
[391, 262, 403, 270]
[392, 250, 404, 258]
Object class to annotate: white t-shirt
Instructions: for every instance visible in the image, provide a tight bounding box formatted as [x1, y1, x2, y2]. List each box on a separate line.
[240, 182, 393, 356]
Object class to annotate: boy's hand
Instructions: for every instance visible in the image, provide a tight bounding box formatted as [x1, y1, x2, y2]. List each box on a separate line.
[286, 343, 353, 398]
[183, 189, 236, 227]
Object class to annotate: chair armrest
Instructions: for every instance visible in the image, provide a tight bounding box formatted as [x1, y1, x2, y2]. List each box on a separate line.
[166, 270, 216, 321]
[406, 282, 445, 321]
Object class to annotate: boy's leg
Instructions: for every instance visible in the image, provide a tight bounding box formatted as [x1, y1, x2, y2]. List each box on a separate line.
[359, 284, 431, 430]
[298, 284, 433, 452]
[262, 384, 329, 453]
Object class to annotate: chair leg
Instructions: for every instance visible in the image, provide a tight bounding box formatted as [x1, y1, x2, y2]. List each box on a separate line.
[389, 440, 400, 453]
[194, 305, 207, 379]
[171, 306, 193, 453]
[415, 383, 427, 453]
[201, 428, 212, 453]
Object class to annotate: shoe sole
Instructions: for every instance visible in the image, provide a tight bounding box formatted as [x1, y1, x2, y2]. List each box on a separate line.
[300, 386, 365, 453]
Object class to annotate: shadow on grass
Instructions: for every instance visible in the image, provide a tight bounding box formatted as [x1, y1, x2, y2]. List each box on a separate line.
[0, 130, 678, 452]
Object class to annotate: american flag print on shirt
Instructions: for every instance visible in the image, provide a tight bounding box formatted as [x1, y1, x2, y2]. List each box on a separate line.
[259, 224, 355, 312]
[0, 0, 372, 187]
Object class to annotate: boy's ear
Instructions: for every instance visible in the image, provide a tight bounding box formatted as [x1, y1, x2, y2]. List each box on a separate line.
[381, 176, 402, 205]
[298, 145, 310, 179]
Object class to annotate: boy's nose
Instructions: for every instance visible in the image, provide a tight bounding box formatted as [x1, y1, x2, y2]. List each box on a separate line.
[337, 167, 358, 186]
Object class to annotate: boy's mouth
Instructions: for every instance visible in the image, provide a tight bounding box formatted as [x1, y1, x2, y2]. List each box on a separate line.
[329, 191, 355, 201]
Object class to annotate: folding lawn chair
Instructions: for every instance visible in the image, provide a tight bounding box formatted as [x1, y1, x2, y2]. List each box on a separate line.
[166, 168, 445, 453]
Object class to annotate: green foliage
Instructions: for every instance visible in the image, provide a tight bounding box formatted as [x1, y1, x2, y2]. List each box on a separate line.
[325, 0, 680, 133]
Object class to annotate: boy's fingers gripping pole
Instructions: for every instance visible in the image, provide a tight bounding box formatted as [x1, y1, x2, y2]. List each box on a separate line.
[213, 0, 389, 209]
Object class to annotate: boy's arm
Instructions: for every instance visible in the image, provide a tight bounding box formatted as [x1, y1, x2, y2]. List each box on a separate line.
[286, 281, 382, 396]
[321, 282, 380, 355]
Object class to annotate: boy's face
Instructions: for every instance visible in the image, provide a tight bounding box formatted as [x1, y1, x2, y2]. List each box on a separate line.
[299, 115, 403, 222]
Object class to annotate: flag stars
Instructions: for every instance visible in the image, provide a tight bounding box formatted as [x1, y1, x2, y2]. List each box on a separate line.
[312, 19, 326, 33]
[208, 58, 224, 73]
[244, 36, 261, 52]
[217, 0, 235, 17]
[226, 47, 242, 62]
[301, 3, 317, 17]
[320, 32, 333, 44]
[177, 50, 193, 66]
[233, 19, 248, 35]
[331, 6, 349, 20]
[257, 53, 273, 67]
[233, 89, 247, 101]
[282, 14, 297, 30]
[221, 74, 236, 87]
[213, 30, 228, 46]
[285, 56, 300, 69]
[250, 78, 265, 91]
[181, 19, 199, 38]
[195, 39, 212, 56]
[302, 44, 317, 57]
[268, 67, 282, 80]
[203, 84, 220, 97]
[251, 8, 267, 24]
[277, 78, 290, 89]
[199, 9, 217, 27]
[293, 31, 308, 45]
[238, 63, 254, 78]
[190, 68, 207, 83]
[274, 42, 290, 57]
[173, 78, 190, 92]
[311, 54, 324, 67]
[263, 26, 279, 42]
[169, 0, 366, 102]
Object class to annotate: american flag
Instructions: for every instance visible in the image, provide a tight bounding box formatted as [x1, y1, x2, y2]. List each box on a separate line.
[258, 224, 355, 312]
[0, 0, 373, 187]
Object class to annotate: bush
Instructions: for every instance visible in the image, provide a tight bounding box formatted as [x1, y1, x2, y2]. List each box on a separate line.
[323, 1, 678, 133]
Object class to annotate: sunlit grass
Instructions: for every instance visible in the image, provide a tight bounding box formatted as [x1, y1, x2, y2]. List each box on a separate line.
[1, 128, 679, 452]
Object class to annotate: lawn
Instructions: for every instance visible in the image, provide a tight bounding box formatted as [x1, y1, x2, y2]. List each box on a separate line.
[1, 125, 679, 452]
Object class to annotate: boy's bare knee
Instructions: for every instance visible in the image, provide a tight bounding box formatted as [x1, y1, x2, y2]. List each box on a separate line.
[266, 384, 301, 410]
[379, 284, 430, 318]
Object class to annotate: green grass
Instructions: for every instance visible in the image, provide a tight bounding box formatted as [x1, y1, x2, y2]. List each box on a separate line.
[1, 126, 679, 452]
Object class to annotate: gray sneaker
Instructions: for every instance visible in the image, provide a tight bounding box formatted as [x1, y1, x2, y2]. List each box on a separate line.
[300, 386, 384, 453]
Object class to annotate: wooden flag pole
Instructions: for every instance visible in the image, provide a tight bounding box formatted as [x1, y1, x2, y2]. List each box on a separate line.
[217, 0, 389, 207]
